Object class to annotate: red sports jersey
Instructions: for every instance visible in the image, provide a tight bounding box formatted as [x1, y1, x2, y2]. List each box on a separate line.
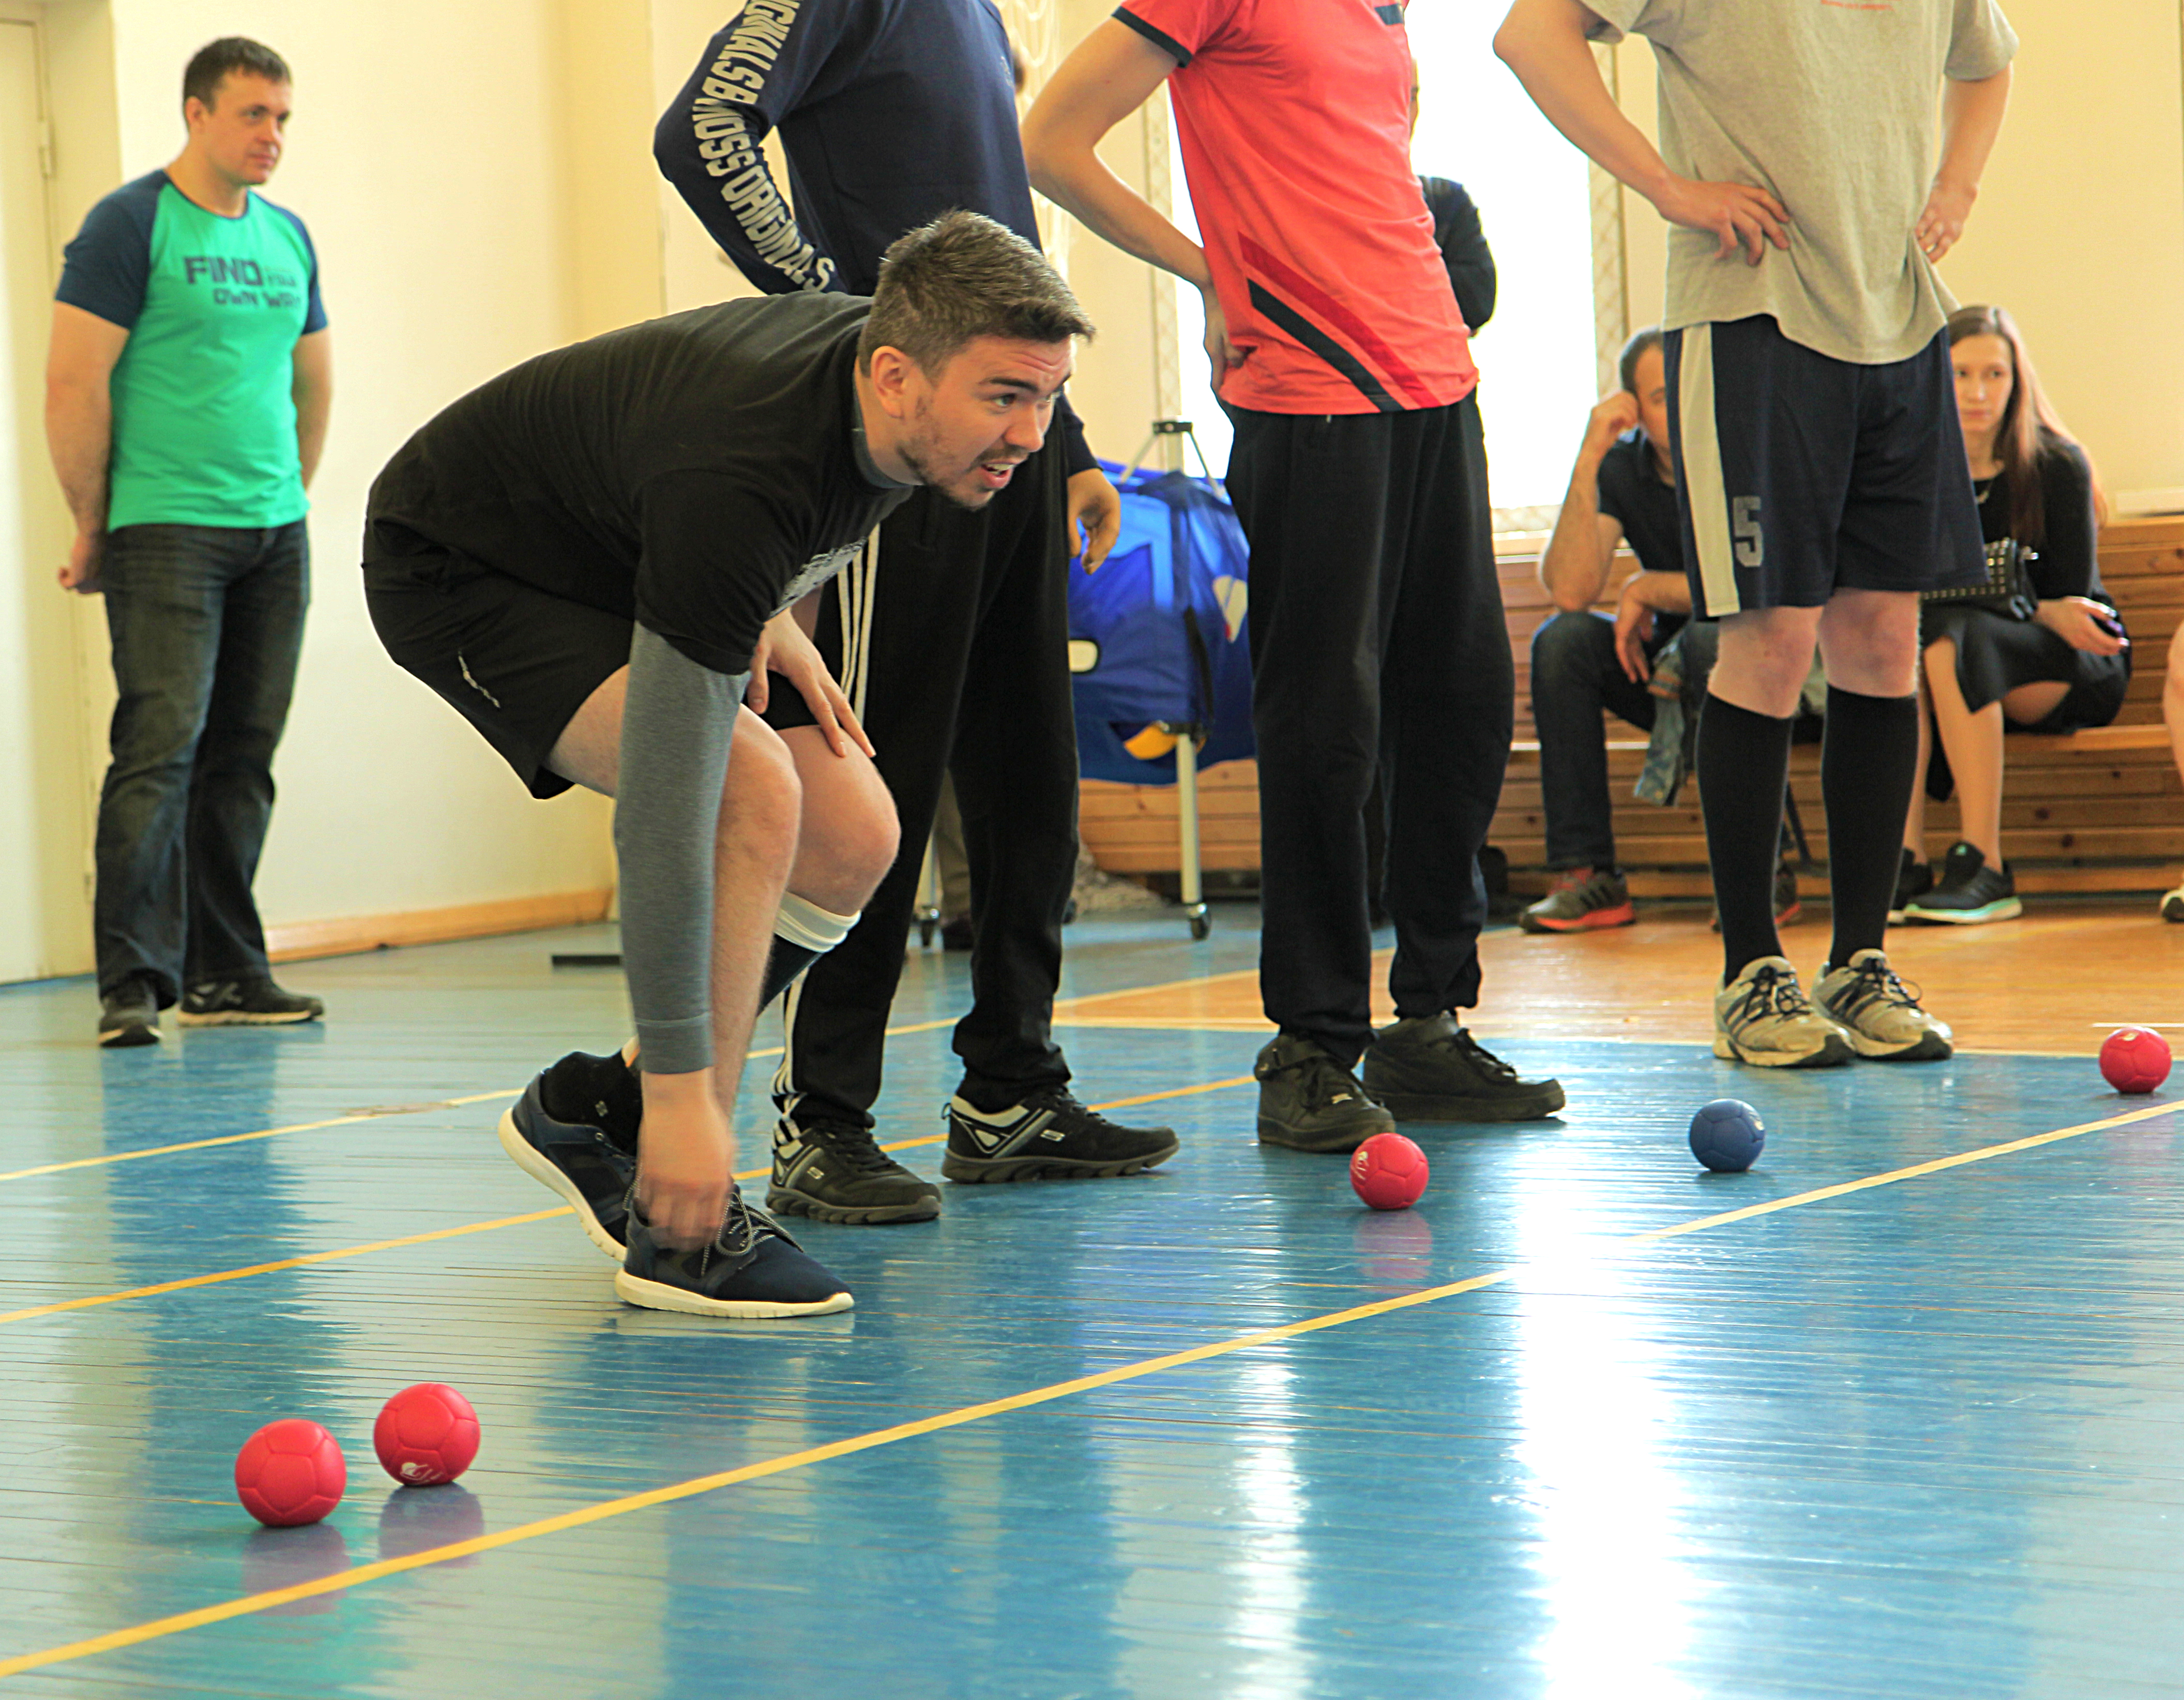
[1115, 0, 1475, 416]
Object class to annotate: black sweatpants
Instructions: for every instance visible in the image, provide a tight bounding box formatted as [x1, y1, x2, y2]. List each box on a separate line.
[1225, 395, 1512, 1069]
[772, 440, 1077, 1129]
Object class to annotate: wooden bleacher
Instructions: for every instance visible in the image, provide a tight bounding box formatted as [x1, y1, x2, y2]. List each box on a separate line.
[1078, 515, 2184, 898]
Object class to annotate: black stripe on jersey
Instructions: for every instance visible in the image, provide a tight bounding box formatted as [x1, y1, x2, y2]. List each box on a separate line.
[1113, 7, 1192, 66]
[1247, 282, 1400, 413]
[1374, 4, 1402, 22]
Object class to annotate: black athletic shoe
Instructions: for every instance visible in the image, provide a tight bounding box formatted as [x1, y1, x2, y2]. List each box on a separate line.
[1254, 1034, 1395, 1153]
[98, 974, 162, 1049]
[1889, 848, 1935, 924]
[769, 1114, 942, 1224]
[1361, 1014, 1566, 1122]
[616, 1188, 853, 1318]
[941, 1086, 1179, 1182]
[1903, 841, 2021, 925]
[497, 1068, 638, 1258]
[176, 977, 324, 1027]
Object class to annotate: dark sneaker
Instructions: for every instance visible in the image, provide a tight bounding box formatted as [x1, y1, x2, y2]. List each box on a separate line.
[941, 1087, 1179, 1183]
[1889, 848, 1934, 924]
[496, 1066, 637, 1258]
[1254, 1034, 1394, 1152]
[1361, 1014, 1566, 1122]
[1903, 841, 2021, 924]
[769, 1114, 941, 1223]
[98, 975, 162, 1049]
[176, 977, 324, 1027]
[1519, 867, 1634, 934]
[616, 1188, 853, 1318]
[1812, 948, 1953, 1061]
[1713, 955, 1853, 1068]
[2162, 882, 2184, 923]
[1711, 862, 1802, 932]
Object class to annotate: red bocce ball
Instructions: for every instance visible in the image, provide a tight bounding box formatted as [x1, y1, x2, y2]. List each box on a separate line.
[235, 1418, 346, 1527]
[2099, 1026, 2172, 1096]
[374, 1383, 481, 1487]
[1349, 1132, 1430, 1211]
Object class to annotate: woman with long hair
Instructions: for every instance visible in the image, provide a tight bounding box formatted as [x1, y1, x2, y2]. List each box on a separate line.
[1897, 305, 2130, 923]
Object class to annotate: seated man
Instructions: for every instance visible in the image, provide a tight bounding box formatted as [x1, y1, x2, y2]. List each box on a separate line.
[2166, 616, 2184, 921]
[1522, 328, 1692, 932]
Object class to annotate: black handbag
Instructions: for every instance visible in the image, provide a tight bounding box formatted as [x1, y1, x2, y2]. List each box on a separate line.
[1922, 538, 2037, 620]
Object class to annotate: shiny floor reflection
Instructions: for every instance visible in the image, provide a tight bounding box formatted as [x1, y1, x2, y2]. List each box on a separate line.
[1, 912, 2180, 1696]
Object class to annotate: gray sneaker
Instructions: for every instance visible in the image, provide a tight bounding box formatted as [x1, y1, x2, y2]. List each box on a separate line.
[1812, 948, 1953, 1061]
[1713, 956, 1854, 1069]
[1519, 867, 1635, 934]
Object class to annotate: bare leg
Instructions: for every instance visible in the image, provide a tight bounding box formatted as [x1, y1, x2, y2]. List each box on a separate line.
[777, 724, 900, 914]
[1922, 636, 2006, 865]
[2168, 616, 2184, 785]
[545, 670, 804, 1241]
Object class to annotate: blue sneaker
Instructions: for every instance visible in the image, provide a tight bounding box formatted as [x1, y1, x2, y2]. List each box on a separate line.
[496, 1066, 637, 1259]
[616, 1189, 854, 1318]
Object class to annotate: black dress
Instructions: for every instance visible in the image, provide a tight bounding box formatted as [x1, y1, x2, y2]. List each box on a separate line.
[1921, 437, 2128, 731]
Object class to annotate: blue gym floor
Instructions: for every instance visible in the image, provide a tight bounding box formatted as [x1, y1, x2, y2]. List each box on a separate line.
[2, 914, 2181, 1696]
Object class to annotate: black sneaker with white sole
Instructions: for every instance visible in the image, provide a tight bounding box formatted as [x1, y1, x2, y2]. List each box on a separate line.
[497, 1066, 638, 1258]
[177, 977, 324, 1026]
[98, 974, 162, 1049]
[941, 1087, 1179, 1183]
[769, 1114, 941, 1224]
[616, 1188, 853, 1318]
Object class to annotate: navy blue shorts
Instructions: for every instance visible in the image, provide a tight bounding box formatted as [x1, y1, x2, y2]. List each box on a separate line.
[1664, 316, 1985, 618]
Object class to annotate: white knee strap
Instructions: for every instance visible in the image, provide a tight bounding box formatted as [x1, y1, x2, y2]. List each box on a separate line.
[776, 893, 858, 953]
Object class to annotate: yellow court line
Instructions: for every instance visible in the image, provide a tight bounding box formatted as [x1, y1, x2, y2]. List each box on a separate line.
[0, 1016, 971, 1190]
[3, 1095, 2176, 1681]
[0, 1077, 1255, 1329]
[0, 1090, 522, 1186]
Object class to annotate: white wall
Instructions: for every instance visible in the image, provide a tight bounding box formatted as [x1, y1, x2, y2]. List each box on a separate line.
[1610, 0, 2184, 508]
[23, 0, 621, 977]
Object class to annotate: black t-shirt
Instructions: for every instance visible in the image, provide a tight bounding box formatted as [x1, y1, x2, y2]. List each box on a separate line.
[1974, 437, 2105, 605]
[1596, 430, 1688, 632]
[366, 292, 913, 676]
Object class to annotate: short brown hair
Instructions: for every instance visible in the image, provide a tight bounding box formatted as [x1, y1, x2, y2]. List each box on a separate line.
[184, 38, 291, 113]
[860, 210, 1094, 377]
[1619, 326, 1663, 396]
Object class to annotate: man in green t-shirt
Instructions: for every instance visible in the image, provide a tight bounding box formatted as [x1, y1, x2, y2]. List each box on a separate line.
[46, 36, 331, 1048]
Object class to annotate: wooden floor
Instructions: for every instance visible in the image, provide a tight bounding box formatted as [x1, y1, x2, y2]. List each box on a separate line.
[4, 902, 2184, 1695]
[1058, 899, 2184, 1056]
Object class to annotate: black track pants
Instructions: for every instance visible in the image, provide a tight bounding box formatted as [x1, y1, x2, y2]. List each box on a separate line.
[1224, 395, 1512, 1069]
[774, 442, 1078, 1128]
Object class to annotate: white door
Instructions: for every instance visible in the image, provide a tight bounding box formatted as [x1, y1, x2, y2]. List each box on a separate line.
[0, 15, 97, 983]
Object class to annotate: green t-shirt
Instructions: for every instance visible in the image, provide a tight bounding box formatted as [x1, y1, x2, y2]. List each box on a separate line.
[56, 170, 327, 528]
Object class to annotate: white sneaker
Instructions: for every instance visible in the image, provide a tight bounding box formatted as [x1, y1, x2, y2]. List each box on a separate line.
[2161, 883, 2184, 923]
[1812, 948, 1953, 1061]
[1713, 956, 1854, 1069]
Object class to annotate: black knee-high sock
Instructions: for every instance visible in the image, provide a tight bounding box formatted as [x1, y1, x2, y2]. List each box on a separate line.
[1822, 685, 1920, 969]
[538, 936, 826, 1156]
[1698, 693, 1795, 981]
[539, 1048, 643, 1155]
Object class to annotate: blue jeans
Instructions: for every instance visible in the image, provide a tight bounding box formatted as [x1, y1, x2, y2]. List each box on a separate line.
[95, 522, 308, 1003]
[1530, 611, 1660, 871]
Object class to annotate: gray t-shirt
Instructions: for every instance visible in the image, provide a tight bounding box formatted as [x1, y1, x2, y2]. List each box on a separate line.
[1585, 0, 2017, 365]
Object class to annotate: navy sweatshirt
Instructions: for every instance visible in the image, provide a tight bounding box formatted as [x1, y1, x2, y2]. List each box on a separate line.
[656, 0, 1091, 472]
